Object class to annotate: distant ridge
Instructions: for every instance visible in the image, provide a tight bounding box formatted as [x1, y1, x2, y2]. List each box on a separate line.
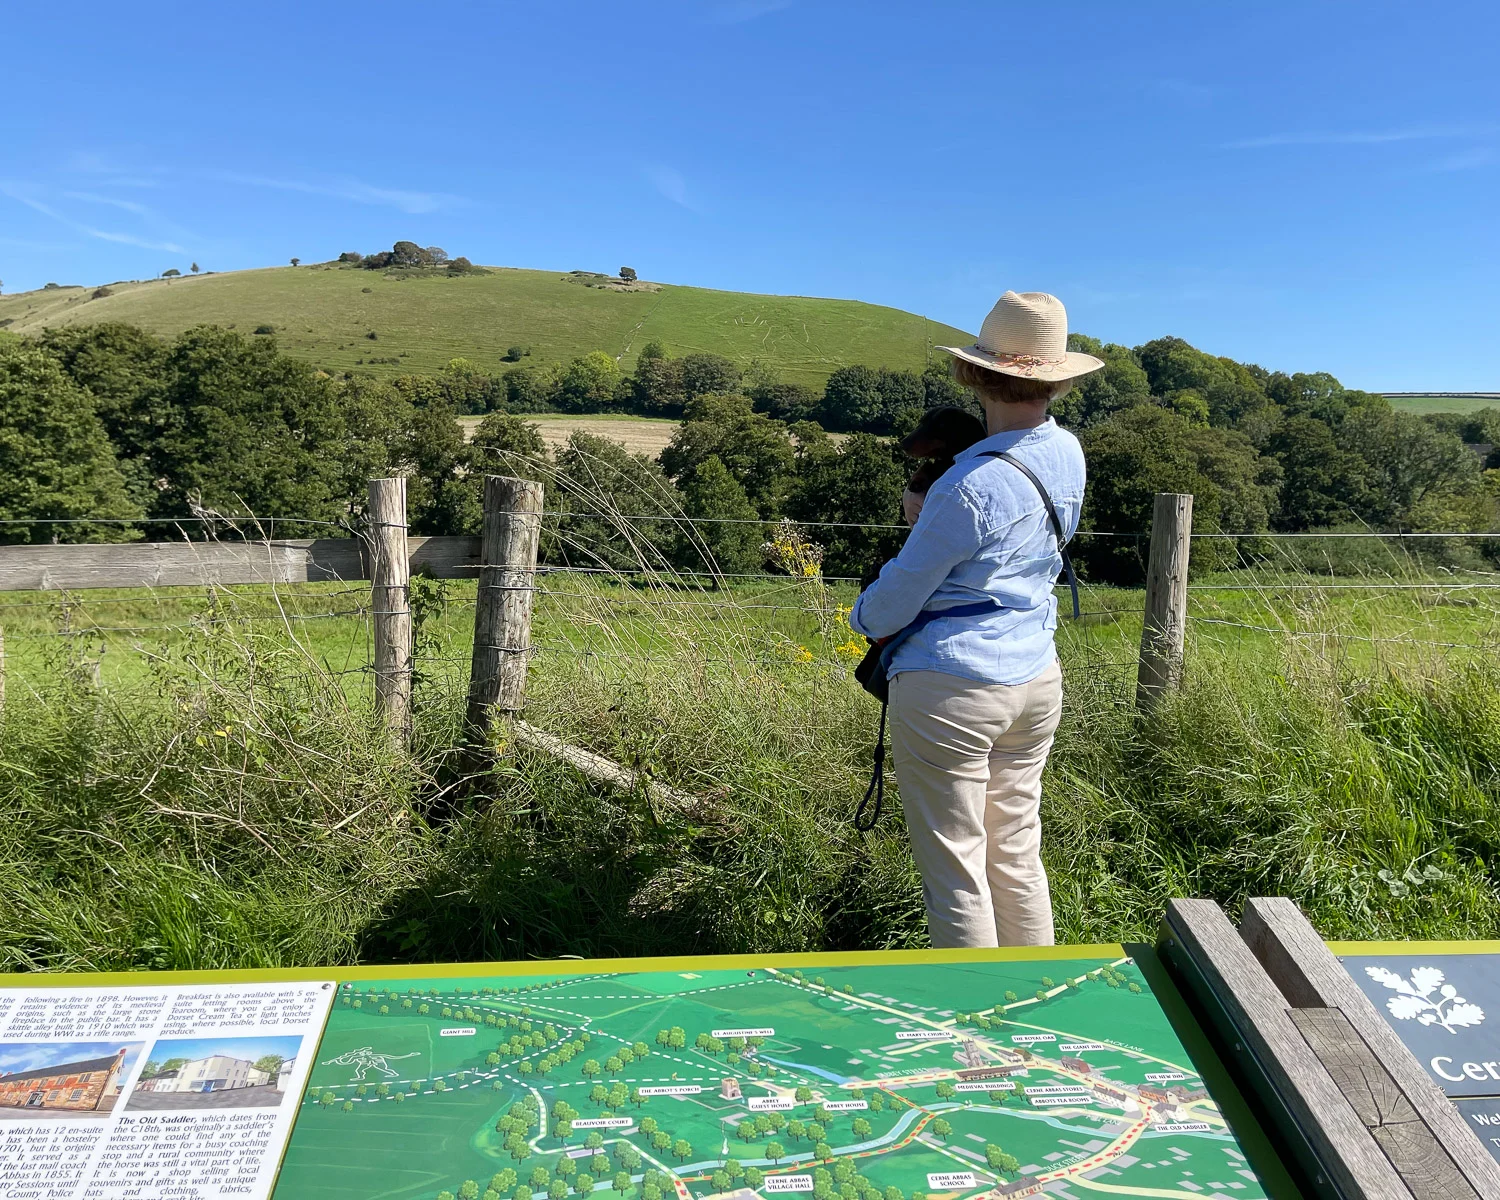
[0, 263, 971, 388]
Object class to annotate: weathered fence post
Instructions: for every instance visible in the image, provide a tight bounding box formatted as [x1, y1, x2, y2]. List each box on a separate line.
[367, 477, 413, 742]
[465, 475, 543, 744]
[1135, 492, 1193, 712]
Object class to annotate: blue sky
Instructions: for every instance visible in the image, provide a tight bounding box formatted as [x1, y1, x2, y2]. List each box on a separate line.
[3, 0, 1496, 390]
[0, 1040, 145, 1077]
[145, 1035, 303, 1066]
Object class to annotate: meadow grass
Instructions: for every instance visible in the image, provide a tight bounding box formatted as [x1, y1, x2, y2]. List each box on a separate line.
[3, 532, 1499, 974]
[0, 265, 971, 387]
[1383, 394, 1500, 416]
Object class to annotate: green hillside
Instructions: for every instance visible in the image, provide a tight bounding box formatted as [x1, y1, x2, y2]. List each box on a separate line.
[0, 264, 971, 387]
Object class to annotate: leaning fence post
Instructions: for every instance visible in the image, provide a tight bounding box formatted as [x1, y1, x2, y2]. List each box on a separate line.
[465, 475, 544, 745]
[367, 477, 413, 742]
[1135, 492, 1193, 712]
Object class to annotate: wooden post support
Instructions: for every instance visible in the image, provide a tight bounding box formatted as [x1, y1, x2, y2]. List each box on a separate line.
[1136, 492, 1193, 712]
[465, 475, 543, 743]
[367, 478, 413, 742]
[1159, 899, 1414, 1199]
[1241, 897, 1500, 1199]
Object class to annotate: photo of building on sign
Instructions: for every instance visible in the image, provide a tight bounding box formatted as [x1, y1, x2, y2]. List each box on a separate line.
[0, 1041, 145, 1119]
[126, 1035, 303, 1111]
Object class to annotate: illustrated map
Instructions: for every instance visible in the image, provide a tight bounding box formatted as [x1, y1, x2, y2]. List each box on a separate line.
[271, 955, 1275, 1200]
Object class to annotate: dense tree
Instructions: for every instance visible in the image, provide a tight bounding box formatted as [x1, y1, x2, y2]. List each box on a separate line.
[631, 342, 684, 414]
[784, 433, 907, 580]
[1079, 404, 1281, 581]
[1265, 415, 1369, 530]
[559, 351, 624, 413]
[679, 353, 740, 400]
[0, 341, 143, 543]
[1336, 407, 1486, 529]
[674, 455, 762, 574]
[548, 432, 678, 571]
[660, 392, 796, 517]
[620, 267, 637, 282]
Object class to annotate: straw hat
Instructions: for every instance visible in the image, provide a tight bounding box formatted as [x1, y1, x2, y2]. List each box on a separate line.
[939, 291, 1104, 382]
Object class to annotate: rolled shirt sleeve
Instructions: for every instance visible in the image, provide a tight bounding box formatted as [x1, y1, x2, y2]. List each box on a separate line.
[849, 482, 984, 639]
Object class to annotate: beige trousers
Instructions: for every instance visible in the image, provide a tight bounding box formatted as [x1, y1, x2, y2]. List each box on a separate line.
[888, 660, 1063, 949]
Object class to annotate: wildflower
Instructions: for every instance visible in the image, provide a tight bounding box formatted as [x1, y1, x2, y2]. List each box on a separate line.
[834, 640, 864, 661]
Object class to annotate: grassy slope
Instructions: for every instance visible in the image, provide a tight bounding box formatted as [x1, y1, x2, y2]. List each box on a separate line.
[1383, 394, 1500, 416]
[0, 265, 972, 388]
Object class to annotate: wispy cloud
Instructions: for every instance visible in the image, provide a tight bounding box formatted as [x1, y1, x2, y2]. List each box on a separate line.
[710, 0, 794, 24]
[213, 172, 463, 214]
[644, 165, 695, 211]
[0, 186, 185, 253]
[1426, 147, 1494, 172]
[1225, 124, 1494, 149]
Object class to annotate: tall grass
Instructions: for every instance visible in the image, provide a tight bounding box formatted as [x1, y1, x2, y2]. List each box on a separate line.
[2, 472, 1499, 972]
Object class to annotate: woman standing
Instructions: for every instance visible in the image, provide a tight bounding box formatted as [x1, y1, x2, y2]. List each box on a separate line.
[849, 291, 1103, 948]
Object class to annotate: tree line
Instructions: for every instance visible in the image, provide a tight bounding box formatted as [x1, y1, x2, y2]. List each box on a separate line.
[0, 321, 1495, 584]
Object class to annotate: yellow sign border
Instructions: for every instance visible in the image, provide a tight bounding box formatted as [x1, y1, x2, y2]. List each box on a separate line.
[0, 944, 1129, 988]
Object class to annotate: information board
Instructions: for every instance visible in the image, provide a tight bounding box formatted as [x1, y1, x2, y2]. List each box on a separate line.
[1339, 944, 1500, 1166]
[0, 948, 1289, 1200]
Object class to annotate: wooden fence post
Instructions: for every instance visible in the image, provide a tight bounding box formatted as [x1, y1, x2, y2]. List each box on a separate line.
[465, 475, 543, 744]
[367, 477, 412, 742]
[1135, 492, 1193, 712]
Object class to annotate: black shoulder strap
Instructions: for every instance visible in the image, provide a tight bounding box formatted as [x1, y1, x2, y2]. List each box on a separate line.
[975, 450, 1081, 619]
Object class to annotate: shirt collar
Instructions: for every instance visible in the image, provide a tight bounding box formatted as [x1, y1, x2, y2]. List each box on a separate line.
[953, 417, 1059, 463]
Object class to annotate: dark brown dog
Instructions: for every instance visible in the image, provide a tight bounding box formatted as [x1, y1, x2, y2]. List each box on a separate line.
[898, 407, 987, 523]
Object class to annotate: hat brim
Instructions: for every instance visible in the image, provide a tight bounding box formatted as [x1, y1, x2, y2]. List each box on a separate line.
[937, 344, 1105, 383]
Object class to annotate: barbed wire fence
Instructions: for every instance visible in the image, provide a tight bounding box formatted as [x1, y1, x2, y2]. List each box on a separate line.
[1, 479, 1498, 730]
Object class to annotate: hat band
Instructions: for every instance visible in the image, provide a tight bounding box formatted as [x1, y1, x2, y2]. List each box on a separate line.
[977, 350, 1068, 376]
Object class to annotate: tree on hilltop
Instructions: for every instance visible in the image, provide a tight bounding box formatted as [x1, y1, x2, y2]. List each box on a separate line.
[190, 262, 199, 273]
[620, 267, 637, 282]
[289, 258, 300, 267]
[162, 268, 180, 278]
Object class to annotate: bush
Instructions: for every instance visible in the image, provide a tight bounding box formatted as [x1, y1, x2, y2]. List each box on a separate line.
[502, 346, 529, 363]
[361, 287, 373, 294]
[253, 325, 275, 335]
[92, 287, 114, 300]
[338, 251, 363, 264]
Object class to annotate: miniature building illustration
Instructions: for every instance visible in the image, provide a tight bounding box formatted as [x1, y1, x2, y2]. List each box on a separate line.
[0, 1048, 127, 1111]
[954, 1063, 1022, 1082]
[719, 1076, 741, 1100]
[1059, 1056, 1092, 1075]
[959, 1039, 986, 1068]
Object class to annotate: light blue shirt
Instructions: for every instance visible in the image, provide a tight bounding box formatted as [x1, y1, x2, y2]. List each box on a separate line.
[849, 418, 1085, 686]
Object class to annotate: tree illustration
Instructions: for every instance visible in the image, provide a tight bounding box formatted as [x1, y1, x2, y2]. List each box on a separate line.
[935, 1081, 955, 1100]
[805, 1122, 824, 1142]
[460, 1184, 481, 1200]
[795, 1087, 813, 1103]
[814, 1142, 833, 1162]
[575, 1176, 594, 1196]
[930, 1119, 951, 1141]
[341, 1100, 354, 1112]
[766, 1141, 785, 1163]
[671, 1139, 691, 1162]
[582, 1060, 601, 1079]
[652, 1131, 671, 1154]
[851, 1119, 871, 1139]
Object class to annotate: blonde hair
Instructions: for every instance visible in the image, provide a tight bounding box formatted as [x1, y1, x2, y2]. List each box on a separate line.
[951, 357, 1074, 405]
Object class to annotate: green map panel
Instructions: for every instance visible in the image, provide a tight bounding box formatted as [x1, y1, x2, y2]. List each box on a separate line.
[273, 956, 1274, 1200]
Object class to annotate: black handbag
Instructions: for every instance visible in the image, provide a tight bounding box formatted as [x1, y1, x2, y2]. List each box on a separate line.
[853, 450, 1080, 830]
